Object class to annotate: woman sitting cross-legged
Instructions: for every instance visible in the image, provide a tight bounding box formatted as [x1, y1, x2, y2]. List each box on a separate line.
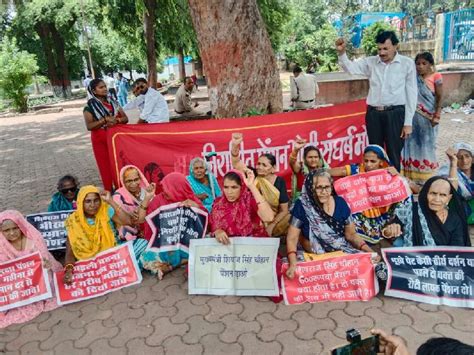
[187, 157, 222, 213]
[230, 133, 290, 238]
[382, 176, 471, 247]
[48, 175, 79, 212]
[112, 165, 156, 241]
[285, 171, 378, 279]
[210, 169, 275, 244]
[142, 172, 205, 279]
[0, 210, 63, 328]
[63, 186, 149, 284]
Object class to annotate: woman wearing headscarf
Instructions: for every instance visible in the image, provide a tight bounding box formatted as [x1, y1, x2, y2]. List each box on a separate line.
[329, 145, 412, 252]
[63, 186, 149, 284]
[84, 78, 128, 191]
[0, 210, 63, 328]
[113, 165, 156, 241]
[383, 176, 470, 247]
[48, 175, 79, 212]
[288, 136, 329, 201]
[187, 157, 222, 212]
[230, 133, 290, 238]
[285, 170, 378, 279]
[440, 143, 474, 224]
[210, 169, 275, 244]
[401, 52, 443, 185]
[142, 173, 205, 279]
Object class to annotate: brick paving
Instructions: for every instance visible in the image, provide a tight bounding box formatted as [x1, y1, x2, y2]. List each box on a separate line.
[0, 105, 473, 354]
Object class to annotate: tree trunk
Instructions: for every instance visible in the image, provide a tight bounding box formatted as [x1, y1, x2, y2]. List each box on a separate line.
[178, 47, 186, 81]
[187, 0, 282, 118]
[50, 24, 72, 98]
[143, 0, 157, 87]
[35, 22, 62, 97]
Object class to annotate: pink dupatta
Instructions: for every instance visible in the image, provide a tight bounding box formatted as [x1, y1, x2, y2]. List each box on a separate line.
[0, 210, 62, 329]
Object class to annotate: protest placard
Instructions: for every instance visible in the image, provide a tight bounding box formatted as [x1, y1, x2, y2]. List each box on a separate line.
[26, 211, 73, 250]
[188, 237, 279, 296]
[281, 253, 377, 305]
[383, 247, 474, 308]
[334, 169, 411, 213]
[0, 252, 52, 312]
[53, 242, 142, 305]
[146, 202, 208, 253]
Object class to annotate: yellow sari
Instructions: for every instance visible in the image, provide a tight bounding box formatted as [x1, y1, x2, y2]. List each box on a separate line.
[65, 185, 116, 260]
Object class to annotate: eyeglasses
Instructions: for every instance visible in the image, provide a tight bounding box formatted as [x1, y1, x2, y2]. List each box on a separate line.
[314, 186, 332, 192]
[60, 187, 77, 194]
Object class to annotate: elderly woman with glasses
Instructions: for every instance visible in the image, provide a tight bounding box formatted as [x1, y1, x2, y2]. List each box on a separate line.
[286, 170, 377, 279]
[48, 175, 79, 212]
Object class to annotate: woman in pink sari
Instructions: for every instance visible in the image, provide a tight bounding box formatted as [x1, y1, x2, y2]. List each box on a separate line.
[112, 165, 156, 241]
[0, 210, 63, 329]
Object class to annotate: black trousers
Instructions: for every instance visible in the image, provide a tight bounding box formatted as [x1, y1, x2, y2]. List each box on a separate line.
[365, 106, 405, 171]
[108, 88, 117, 100]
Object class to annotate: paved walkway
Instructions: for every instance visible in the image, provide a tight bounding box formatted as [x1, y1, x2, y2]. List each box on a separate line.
[0, 108, 473, 354]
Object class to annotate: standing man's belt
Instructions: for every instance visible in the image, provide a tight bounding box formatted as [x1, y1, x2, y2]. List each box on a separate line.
[298, 99, 314, 103]
[368, 105, 404, 111]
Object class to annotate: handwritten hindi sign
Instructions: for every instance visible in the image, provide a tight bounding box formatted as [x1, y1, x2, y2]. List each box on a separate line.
[146, 203, 208, 253]
[26, 211, 73, 250]
[53, 243, 142, 305]
[188, 237, 279, 296]
[281, 253, 377, 305]
[383, 247, 474, 308]
[0, 252, 52, 312]
[334, 169, 410, 213]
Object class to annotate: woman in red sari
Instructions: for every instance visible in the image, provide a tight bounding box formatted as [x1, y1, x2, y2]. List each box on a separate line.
[210, 169, 275, 244]
[83, 79, 128, 191]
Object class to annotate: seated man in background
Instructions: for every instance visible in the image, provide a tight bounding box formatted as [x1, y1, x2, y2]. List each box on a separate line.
[290, 66, 319, 110]
[132, 78, 169, 124]
[174, 76, 203, 117]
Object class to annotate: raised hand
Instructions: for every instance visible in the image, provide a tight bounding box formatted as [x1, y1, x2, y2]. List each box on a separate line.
[294, 136, 306, 151]
[144, 183, 156, 201]
[99, 190, 112, 203]
[242, 168, 256, 187]
[231, 132, 243, 147]
[446, 147, 458, 162]
[335, 38, 346, 54]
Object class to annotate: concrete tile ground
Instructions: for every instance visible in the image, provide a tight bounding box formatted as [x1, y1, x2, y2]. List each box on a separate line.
[0, 103, 473, 354]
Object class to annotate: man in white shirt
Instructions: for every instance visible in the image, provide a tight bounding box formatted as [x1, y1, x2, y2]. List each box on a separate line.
[290, 66, 319, 109]
[104, 73, 117, 100]
[131, 78, 170, 124]
[336, 31, 417, 171]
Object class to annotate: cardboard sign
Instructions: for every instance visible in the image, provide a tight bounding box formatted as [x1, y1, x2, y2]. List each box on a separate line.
[53, 243, 142, 305]
[146, 203, 208, 253]
[0, 252, 52, 312]
[188, 237, 280, 296]
[26, 211, 73, 250]
[334, 169, 410, 213]
[282, 253, 377, 305]
[383, 247, 474, 308]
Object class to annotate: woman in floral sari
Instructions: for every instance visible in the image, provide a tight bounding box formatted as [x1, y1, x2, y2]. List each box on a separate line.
[401, 52, 443, 185]
[0, 210, 63, 328]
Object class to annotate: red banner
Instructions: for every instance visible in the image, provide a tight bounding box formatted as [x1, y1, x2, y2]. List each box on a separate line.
[107, 100, 368, 188]
[334, 169, 411, 213]
[53, 243, 142, 305]
[281, 253, 377, 305]
[0, 252, 52, 312]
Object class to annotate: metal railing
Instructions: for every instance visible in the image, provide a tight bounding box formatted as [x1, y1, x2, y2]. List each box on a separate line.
[443, 8, 474, 62]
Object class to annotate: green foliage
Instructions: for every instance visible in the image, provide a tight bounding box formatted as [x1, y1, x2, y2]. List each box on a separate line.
[257, 0, 291, 50]
[361, 21, 396, 56]
[0, 38, 39, 112]
[245, 107, 267, 117]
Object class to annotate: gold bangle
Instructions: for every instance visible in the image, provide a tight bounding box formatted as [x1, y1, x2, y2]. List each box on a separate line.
[64, 263, 74, 272]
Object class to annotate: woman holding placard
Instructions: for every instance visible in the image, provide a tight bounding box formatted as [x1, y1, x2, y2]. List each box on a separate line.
[0, 210, 63, 328]
[285, 171, 377, 279]
[63, 185, 150, 284]
[210, 169, 275, 244]
[142, 172, 205, 279]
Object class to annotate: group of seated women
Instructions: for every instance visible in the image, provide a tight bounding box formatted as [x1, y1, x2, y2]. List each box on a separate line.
[1, 134, 472, 328]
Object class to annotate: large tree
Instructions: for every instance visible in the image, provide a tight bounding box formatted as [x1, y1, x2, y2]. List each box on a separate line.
[188, 0, 282, 118]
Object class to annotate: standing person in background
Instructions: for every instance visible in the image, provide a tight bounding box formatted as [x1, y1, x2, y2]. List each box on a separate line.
[336, 31, 417, 171]
[117, 73, 129, 107]
[401, 52, 443, 185]
[290, 66, 319, 110]
[105, 73, 117, 100]
[83, 79, 128, 191]
[83, 74, 92, 99]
